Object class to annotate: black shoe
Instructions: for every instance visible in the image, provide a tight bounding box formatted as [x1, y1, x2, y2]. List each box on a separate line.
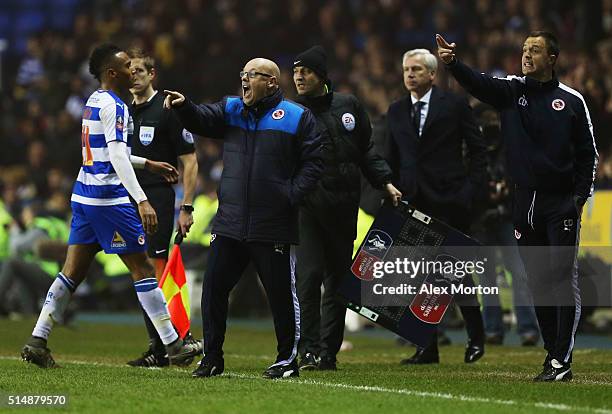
[400, 347, 439, 365]
[520, 332, 539, 347]
[192, 357, 224, 378]
[318, 357, 337, 371]
[127, 347, 169, 368]
[262, 361, 299, 379]
[533, 359, 572, 382]
[485, 333, 504, 345]
[464, 341, 485, 363]
[299, 352, 319, 371]
[21, 337, 58, 368]
[167, 338, 202, 366]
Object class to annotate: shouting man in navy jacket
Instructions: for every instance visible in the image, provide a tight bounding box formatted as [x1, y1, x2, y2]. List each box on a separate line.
[164, 58, 323, 379]
[437, 31, 598, 382]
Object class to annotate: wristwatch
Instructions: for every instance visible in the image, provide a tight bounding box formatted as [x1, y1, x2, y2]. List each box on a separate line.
[180, 204, 194, 213]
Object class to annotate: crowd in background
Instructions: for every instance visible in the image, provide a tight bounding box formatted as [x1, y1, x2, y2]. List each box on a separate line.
[0, 0, 611, 322]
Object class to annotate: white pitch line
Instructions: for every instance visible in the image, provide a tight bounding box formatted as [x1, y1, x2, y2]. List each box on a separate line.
[1, 356, 611, 414]
[224, 372, 612, 414]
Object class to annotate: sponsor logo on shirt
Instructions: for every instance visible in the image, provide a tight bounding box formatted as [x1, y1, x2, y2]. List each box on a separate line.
[111, 231, 127, 248]
[341, 113, 356, 131]
[116, 115, 124, 131]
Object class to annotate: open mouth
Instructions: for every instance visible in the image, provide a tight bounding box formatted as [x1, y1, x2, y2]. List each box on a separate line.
[523, 61, 533, 69]
[242, 83, 251, 98]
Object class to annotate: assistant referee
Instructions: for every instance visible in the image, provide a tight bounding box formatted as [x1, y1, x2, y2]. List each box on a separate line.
[126, 49, 200, 367]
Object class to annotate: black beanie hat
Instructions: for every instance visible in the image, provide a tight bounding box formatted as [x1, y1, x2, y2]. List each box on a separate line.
[293, 45, 328, 80]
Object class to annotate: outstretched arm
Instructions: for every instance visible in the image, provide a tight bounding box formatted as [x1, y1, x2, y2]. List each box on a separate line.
[436, 34, 514, 108]
[164, 90, 226, 139]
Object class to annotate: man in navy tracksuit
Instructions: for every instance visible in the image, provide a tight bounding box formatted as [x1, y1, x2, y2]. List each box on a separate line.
[164, 58, 323, 379]
[437, 31, 598, 381]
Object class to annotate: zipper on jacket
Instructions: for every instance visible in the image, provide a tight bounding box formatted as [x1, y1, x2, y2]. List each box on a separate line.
[242, 113, 258, 240]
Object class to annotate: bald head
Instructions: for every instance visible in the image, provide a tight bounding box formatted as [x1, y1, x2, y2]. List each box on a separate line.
[246, 58, 280, 78]
[241, 57, 280, 106]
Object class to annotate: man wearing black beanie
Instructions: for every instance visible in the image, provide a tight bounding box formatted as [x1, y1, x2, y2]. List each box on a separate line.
[292, 45, 402, 371]
[293, 45, 328, 81]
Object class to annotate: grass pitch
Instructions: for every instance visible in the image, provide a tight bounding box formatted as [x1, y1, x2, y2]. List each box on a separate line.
[0, 317, 610, 414]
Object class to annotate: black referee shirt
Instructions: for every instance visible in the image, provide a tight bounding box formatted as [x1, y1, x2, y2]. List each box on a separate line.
[130, 91, 196, 187]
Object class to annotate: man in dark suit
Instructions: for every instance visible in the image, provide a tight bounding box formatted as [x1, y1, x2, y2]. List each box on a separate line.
[386, 48, 487, 364]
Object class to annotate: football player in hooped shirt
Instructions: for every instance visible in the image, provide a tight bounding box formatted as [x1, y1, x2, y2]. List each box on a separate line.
[21, 44, 201, 368]
[126, 49, 202, 368]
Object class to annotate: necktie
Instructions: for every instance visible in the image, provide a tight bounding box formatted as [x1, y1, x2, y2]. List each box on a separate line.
[412, 101, 424, 137]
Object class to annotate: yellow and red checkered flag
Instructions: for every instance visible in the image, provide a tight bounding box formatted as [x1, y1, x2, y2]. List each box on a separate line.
[159, 233, 190, 339]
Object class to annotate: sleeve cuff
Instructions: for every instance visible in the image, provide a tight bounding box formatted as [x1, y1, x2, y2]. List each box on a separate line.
[130, 155, 147, 169]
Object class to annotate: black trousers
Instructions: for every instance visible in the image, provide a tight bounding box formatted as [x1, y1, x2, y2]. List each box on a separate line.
[296, 208, 354, 361]
[513, 189, 581, 364]
[413, 198, 485, 352]
[202, 234, 300, 365]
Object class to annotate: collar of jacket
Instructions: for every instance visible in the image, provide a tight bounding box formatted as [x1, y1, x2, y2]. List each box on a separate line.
[131, 91, 159, 112]
[294, 90, 333, 113]
[243, 88, 284, 119]
[525, 71, 559, 91]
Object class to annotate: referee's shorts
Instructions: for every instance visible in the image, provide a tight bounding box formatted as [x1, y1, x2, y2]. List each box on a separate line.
[138, 185, 175, 260]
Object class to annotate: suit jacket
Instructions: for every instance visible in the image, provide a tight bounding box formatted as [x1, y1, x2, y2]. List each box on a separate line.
[385, 86, 487, 220]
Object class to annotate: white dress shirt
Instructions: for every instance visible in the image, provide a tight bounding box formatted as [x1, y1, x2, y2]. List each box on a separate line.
[411, 88, 432, 137]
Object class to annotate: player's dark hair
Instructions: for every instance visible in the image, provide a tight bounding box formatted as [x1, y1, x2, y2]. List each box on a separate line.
[89, 43, 122, 82]
[127, 47, 156, 72]
[527, 31, 560, 58]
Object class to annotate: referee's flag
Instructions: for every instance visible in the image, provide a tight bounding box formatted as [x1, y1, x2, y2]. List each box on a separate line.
[159, 233, 190, 339]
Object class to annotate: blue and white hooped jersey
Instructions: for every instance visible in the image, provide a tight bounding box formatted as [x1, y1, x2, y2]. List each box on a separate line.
[71, 89, 134, 206]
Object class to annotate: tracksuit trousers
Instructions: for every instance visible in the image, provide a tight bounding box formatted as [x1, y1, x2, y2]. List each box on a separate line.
[201, 234, 300, 366]
[513, 188, 582, 364]
[296, 208, 354, 362]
